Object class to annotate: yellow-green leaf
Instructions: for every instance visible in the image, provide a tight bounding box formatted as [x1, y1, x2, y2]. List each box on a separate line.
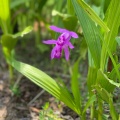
[0, 0, 10, 21]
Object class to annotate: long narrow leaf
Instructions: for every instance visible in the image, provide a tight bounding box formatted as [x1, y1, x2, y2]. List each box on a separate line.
[82, 95, 96, 114]
[67, 0, 75, 15]
[100, 0, 120, 70]
[109, 96, 118, 120]
[8, 57, 81, 114]
[0, 0, 10, 21]
[87, 67, 97, 95]
[71, 59, 81, 114]
[71, 0, 101, 68]
[77, 0, 109, 32]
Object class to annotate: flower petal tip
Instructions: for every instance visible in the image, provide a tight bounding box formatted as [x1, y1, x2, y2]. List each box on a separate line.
[50, 25, 54, 29]
[66, 59, 69, 61]
[42, 40, 46, 43]
[43, 40, 57, 44]
[70, 32, 78, 38]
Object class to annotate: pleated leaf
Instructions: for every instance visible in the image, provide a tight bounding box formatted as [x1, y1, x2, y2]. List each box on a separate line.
[94, 85, 110, 103]
[100, 0, 120, 70]
[95, 85, 118, 119]
[71, 0, 101, 68]
[71, 59, 81, 114]
[8, 57, 80, 114]
[87, 67, 97, 95]
[96, 69, 116, 92]
[77, 0, 109, 32]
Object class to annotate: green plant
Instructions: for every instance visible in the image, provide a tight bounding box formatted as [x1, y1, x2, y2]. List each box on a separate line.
[1, 0, 120, 119]
[39, 102, 63, 120]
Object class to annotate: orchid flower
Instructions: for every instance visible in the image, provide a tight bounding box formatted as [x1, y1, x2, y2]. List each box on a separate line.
[43, 25, 78, 61]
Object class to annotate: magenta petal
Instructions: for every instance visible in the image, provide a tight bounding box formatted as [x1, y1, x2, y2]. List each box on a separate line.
[43, 40, 57, 44]
[62, 32, 70, 39]
[50, 25, 67, 33]
[51, 46, 56, 59]
[68, 42, 74, 49]
[70, 31, 78, 38]
[64, 47, 70, 61]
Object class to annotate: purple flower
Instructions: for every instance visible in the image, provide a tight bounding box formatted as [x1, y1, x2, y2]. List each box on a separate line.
[43, 25, 78, 61]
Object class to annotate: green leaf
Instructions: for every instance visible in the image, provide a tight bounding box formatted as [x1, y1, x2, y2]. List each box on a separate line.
[71, 59, 81, 114]
[94, 85, 118, 120]
[101, 38, 120, 82]
[0, 0, 11, 33]
[116, 37, 120, 46]
[77, 0, 109, 32]
[1, 34, 17, 51]
[0, 0, 10, 21]
[103, 0, 111, 13]
[98, 31, 120, 83]
[94, 85, 110, 103]
[105, 79, 120, 88]
[80, 38, 87, 60]
[12, 26, 33, 38]
[67, 0, 75, 15]
[103, 63, 120, 88]
[1, 26, 33, 51]
[10, 0, 31, 9]
[52, 10, 77, 31]
[119, 115, 120, 120]
[82, 95, 96, 114]
[109, 95, 118, 120]
[52, 0, 64, 39]
[71, 0, 101, 68]
[8, 57, 81, 115]
[63, 16, 77, 31]
[87, 67, 97, 95]
[108, 63, 120, 79]
[96, 70, 116, 92]
[100, 0, 120, 70]
[91, 0, 102, 6]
